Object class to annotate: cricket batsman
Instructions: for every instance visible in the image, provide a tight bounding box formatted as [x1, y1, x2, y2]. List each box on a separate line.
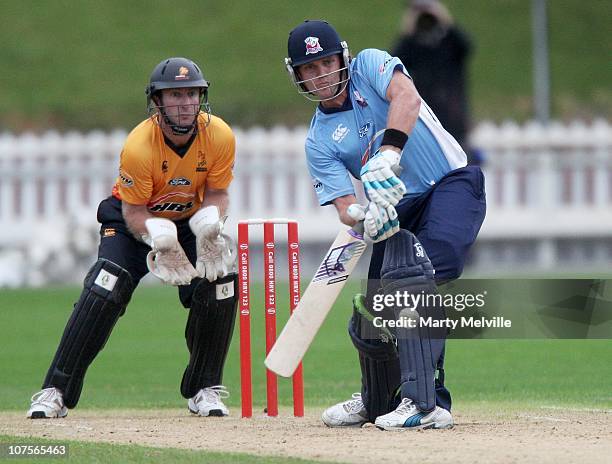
[27, 57, 237, 418]
[285, 20, 486, 429]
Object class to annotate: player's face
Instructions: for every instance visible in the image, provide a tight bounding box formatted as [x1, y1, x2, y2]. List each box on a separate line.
[297, 55, 343, 99]
[159, 87, 200, 126]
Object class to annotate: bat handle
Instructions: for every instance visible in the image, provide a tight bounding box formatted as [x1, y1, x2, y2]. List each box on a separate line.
[350, 221, 365, 239]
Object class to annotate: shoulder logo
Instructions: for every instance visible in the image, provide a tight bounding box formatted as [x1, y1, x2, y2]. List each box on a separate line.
[312, 178, 324, 194]
[119, 171, 134, 187]
[304, 36, 323, 55]
[168, 177, 192, 186]
[332, 123, 349, 143]
[379, 57, 393, 74]
[353, 90, 368, 107]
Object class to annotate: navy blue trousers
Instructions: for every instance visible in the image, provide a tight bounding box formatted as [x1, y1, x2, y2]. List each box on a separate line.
[365, 165, 486, 412]
[368, 165, 486, 285]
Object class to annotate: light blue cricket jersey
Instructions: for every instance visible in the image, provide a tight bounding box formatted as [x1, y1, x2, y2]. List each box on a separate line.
[305, 48, 467, 206]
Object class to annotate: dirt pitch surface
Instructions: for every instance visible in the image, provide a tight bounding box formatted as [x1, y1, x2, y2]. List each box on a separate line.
[1, 407, 610, 463]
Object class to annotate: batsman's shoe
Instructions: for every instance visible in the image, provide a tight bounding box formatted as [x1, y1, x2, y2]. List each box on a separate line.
[321, 392, 369, 427]
[375, 398, 453, 430]
[188, 385, 230, 417]
[27, 387, 68, 419]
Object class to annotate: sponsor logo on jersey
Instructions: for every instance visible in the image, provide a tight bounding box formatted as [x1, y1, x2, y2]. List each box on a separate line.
[168, 177, 192, 186]
[304, 36, 323, 55]
[332, 123, 349, 143]
[119, 171, 134, 187]
[149, 201, 194, 213]
[359, 122, 372, 138]
[175, 66, 189, 80]
[148, 192, 195, 213]
[353, 90, 368, 107]
[196, 151, 207, 172]
[312, 178, 324, 194]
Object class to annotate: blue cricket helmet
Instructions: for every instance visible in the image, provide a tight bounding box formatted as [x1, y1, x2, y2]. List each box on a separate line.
[287, 20, 346, 66]
[285, 20, 351, 101]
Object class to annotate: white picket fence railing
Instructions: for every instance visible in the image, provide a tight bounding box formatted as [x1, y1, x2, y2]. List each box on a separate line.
[471, 119, 612, 272]
[0, 119, 611, 285]
[474, 119, 612, 236]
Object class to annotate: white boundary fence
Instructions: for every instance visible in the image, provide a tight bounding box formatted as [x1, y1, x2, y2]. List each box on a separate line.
[0, 120, 611, 285]
[471, 120, 612, 272]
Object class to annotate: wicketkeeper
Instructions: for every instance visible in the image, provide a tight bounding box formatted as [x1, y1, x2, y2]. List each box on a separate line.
[285, 20, 486, 429]
[27, 57, 238, 419]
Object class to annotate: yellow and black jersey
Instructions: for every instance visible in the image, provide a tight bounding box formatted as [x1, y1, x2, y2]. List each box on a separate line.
[112, 113, 235, 221]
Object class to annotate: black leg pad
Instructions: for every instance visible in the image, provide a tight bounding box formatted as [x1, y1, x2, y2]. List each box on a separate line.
[180, 274, 238, 398]
[348, 295, 401, 423]
[43, 259, 134, 408]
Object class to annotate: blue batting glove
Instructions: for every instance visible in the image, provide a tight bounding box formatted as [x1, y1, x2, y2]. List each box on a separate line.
[347, 202, 400, 243]
[360, 149, 407, 208]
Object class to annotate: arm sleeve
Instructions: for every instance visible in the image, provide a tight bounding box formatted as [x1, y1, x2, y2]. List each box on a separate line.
[306, 141, 355, 206]
[353, 49, 411, 101]
[206, 127, 236, 190]
[116, 145, 153, 205]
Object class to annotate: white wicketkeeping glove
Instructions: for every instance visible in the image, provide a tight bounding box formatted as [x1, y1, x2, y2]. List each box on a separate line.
[189, 206, 237, 282]
[145, 218, 198, 286]
[195, 233, 236, 282]
[360, 149, 407, 208]
[347, 202, 400, 243]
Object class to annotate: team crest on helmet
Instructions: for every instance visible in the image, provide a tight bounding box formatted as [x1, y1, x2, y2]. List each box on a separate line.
[175, 66, 189, 80]
[304, 36, 323, 55]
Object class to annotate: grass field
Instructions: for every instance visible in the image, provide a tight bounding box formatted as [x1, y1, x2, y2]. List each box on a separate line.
[1, 283, 610, 411]
[1, 0, 610, 130]
[0, 434, 329, 464]
[0, 283, 610, 462]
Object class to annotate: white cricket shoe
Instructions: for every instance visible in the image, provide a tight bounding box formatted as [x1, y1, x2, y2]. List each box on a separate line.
[375, 397, 453, 430]
[27, 387, 68, 419]
[321, 392, 369, 427]
[188, 385, 230, 417]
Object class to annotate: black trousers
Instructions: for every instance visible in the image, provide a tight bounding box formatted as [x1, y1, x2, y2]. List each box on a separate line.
[96, 196, 200, 308]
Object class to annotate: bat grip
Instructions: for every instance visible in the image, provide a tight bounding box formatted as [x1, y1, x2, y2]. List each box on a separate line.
[350, 221, 365, 239]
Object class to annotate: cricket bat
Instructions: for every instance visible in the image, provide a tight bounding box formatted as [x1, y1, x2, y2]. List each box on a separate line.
[264, 225, 368, 377]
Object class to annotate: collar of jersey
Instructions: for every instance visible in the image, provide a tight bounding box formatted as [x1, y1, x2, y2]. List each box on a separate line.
[163, 132, 197, 158]
[317, 93, 353, 115]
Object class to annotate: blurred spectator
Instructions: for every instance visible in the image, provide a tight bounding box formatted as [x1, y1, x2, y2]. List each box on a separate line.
[392, 0, 475, 159]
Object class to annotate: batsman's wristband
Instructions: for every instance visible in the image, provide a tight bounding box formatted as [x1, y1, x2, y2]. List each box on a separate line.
[380, 128, 408, 150]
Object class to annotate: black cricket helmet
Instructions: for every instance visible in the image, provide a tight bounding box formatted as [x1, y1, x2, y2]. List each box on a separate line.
[285, 20, 350, 102]
[145, 57, 211, 133]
